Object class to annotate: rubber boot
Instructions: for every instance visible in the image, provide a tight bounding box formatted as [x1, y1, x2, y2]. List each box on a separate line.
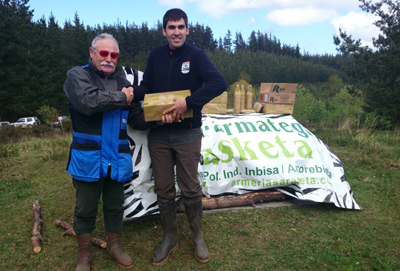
[152, 202, 178, 266]
[76, 233, 92, 271]
[185, 200, 210, 263]
[106, 231, 134, 269]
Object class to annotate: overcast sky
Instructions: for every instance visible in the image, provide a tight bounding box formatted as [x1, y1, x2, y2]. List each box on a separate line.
[29, 0, 381, 55]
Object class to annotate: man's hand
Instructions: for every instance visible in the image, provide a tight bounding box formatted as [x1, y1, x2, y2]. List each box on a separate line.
[159, 114, 174, 124]
[122, 86, 134, 106]
[163, 98, 187, 121]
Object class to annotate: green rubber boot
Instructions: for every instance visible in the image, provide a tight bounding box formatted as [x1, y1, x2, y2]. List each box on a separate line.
[185, 201, 209, 263]
[152, 202, 178, 266]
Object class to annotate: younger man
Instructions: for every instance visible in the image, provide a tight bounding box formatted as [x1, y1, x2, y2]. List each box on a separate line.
[132, 8, 227, 266]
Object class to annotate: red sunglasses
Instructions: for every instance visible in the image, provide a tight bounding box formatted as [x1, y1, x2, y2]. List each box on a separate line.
[92, 48, 119, 59]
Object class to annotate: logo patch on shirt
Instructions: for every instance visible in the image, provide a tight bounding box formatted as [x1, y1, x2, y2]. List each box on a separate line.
[181, 61, 190, 74]
[122, 119, 127, 123]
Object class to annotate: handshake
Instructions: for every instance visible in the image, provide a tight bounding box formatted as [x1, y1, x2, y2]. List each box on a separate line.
[122, 86, 134, 106]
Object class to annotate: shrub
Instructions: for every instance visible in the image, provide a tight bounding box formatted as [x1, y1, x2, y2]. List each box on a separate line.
[31, 124, 53, 137]
[0, 123, 72, 144]
[61, 120, 73, 133]
[325, 86, 364, 125]
[36, 105, 58, 124]
[293, 85, 315, 125]
[0, 125, 23, 144]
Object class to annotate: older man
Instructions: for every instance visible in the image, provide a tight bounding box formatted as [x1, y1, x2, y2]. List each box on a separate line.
[63, 33, 134, 270]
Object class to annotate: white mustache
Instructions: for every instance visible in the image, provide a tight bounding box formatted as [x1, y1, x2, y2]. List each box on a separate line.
[100, 61, 114, 67]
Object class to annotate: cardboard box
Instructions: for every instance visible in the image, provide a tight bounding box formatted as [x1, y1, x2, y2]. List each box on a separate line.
[260, 83, 298, 94]
[208, 92, 228, 104]
[202, 92, 228, 115]
[252, 102, 263, 113]
[261, 103, 294, 114]
[259, 93, 296, 104]
[143, 90, 193, 122]
[202, 103, 227, 114]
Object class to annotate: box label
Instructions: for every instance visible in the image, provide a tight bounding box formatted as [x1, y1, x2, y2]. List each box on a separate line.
[260, 83, 298, 94]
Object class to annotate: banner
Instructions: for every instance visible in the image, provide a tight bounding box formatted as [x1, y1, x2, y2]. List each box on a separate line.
[123, 114, 361, 220]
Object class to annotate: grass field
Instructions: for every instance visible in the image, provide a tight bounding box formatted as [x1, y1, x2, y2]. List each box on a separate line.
[0, 125, 399, 270]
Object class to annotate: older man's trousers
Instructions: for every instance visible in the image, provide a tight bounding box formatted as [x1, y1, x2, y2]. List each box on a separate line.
[72, 171, 125, 234]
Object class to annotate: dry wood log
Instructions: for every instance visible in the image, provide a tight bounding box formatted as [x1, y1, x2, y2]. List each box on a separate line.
[54, 220, 107, 248]
[176, 191, 285, 212]
[31, 200, 43, 253]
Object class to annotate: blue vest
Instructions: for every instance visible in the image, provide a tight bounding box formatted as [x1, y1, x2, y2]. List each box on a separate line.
[66, 66, 133, 182]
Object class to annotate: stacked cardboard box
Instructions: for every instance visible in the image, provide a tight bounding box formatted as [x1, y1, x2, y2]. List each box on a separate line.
[202, 92, 227, 114]
[252, 102, 263, 113]
[259, 83, 297, 114]
[143, 89, 193, 121]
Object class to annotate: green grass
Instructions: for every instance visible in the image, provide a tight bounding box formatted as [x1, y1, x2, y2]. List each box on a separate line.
[0, 128, 399, 270]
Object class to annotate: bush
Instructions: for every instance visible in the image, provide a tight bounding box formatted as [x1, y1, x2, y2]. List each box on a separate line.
[61, 120, 72, 133]
[31, 124, 53, 137]
[0, 124, 71, 144]
[293, 85, 315, 125]
[324, 86, 363, 125]
[36, 105, 58, 125]
[0, 125, 23, 144]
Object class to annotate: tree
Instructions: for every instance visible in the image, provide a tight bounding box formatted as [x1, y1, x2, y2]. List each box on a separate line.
[238, 70, 251, 84]
[326, 87, 364, 125]
[295, 43, 301, 59]
[328, 74, 344, 95]
[234, 31, 245, 51]
[223, 30, 232, 52]
[187, 23, 203, 48]
[218, 37, 223, 50]
[248, 31, 257, 52]
[334, 0, 400, 126]
[0, 0, 34, 120]
[257, 31, 265, 52]
[36, 105, 58, 124]
[292, 86, 316, 124]
[203, 26, 216, 51]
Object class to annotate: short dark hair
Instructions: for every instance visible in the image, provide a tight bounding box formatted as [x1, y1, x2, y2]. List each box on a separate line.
[163, 8, 188, 29]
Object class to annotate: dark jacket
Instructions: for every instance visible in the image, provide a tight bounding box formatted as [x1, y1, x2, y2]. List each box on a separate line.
[133, 42, 227, 129]
[63, 59, 133, 182]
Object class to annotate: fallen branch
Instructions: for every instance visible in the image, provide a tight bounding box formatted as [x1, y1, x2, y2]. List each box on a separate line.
[176, 191, 285, 212]
[54, 220, 107, 248]
[31, 200, 43, 253]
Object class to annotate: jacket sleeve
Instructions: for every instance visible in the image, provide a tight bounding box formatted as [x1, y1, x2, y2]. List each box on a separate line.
[185, 50, 227, 110]
[127, 102, 158, 130]
[63, 66, 127, 116]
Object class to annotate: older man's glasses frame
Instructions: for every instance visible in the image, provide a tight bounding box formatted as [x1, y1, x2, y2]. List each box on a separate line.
[92, 48, 119, 59]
